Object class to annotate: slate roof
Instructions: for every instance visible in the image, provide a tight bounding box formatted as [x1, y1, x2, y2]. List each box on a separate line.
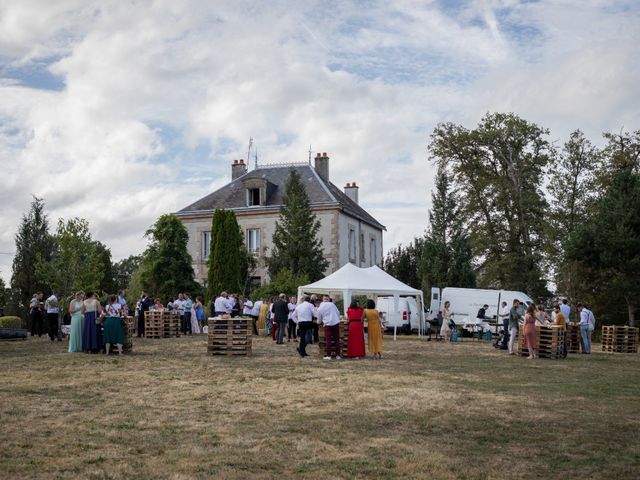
[176, 164, 385, 230]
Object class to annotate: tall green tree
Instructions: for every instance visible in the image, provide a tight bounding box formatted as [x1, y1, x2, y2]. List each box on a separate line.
[10, 197, 54, 308]
[548, 130, 601, 305]
[94, 241, 116, 293]
[383, 239, 424, 289]
[267, 169, 328, 281]
[139, 214, 198, 301]
[206, 209, 249, 300]
[36, 217, 102, 296]
[566, 130, 640, 326]
[429, 112, 552, 299]
[113, 254, 142, 291]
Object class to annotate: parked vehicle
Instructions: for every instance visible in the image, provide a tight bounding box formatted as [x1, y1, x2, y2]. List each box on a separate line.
[428, 287, 534, 328]
[376, 296, 425, 334]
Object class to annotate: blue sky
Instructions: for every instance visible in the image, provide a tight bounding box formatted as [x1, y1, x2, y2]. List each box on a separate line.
[0, 0, 639, 283]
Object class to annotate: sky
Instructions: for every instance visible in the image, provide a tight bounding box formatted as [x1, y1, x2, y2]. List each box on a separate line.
[1, 0, 639, 284]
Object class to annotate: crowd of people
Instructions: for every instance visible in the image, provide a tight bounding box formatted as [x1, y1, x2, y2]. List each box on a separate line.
[433, 297, 596, 358]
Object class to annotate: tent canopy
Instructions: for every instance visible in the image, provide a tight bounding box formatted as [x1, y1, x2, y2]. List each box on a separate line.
[297, 263, 425, 334]
[298, 263, 422, 297]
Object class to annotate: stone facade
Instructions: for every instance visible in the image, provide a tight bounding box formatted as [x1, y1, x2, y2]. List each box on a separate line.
[175, 156, 385, 287]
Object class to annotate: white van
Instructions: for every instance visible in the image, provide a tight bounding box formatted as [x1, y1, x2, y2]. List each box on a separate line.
[429, 287, 534, 328]
[376, 296, 425, 334]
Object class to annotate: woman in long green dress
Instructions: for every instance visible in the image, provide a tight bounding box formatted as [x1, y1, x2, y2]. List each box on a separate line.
[68, 291, 85, 353]
[103, 294, 125, 355]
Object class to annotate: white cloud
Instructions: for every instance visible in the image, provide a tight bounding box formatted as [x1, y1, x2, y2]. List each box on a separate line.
[0, 0, 638, 284]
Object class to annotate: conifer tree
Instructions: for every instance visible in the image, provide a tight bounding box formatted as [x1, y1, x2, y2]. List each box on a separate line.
[268, 169, 328, 281]
[206, 209, 248, 299]
[11, 196, 54, 308]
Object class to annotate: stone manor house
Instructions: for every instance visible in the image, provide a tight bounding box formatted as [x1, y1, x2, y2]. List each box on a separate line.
[175, 153, 385, 287]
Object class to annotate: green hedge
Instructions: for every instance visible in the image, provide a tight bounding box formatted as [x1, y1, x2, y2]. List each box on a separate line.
[0, 316, 23, 329]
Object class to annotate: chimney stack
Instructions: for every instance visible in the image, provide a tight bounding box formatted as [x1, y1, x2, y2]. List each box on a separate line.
[344, 182, 359, 204]
[232, 159, 247, 180]
[314, 152, 329, 183]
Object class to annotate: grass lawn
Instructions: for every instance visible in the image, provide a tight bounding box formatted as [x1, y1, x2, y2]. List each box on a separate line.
[1, 333, 639, 479]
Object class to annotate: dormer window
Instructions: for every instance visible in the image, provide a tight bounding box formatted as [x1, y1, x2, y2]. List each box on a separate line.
[248, 188, 261, 206]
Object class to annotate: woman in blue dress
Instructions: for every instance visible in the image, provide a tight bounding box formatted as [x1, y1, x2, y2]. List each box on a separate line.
[82, 291, 103, 353]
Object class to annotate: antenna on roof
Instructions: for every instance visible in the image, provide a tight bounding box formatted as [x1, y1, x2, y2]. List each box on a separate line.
[308, 144, 312, 165]
[254, 148, 258, 166]
[247, 137, 254, 169]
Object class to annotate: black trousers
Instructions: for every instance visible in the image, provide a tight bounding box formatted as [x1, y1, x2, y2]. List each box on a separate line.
[31, 311, 43, 336]
[287, 319, 296, 339]
[138, 311, 146, 337]
[182, 312, 192, 334]
[47, 313, 58, 341]
[298, 322, 311, 355]
[251, 315, 259, 335]
[312, 322, 319, 343]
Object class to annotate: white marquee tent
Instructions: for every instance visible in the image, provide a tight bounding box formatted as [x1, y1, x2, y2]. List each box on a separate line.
[297, 263, 425, 334]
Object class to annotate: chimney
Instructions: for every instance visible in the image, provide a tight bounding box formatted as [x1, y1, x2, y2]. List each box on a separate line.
[344, 182, 359, 204]
[314, 152, 329, 183]
[232, 159, 247, 180]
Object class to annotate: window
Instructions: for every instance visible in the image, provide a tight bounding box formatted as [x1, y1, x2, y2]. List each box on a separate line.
[247, 228, 260, 254]
[248, 188, 260, 206]
[348, 228, 356, 262]
[369, 237, 377, 265]
[202, 231, 211, 259]
[360, 233, 365, 262]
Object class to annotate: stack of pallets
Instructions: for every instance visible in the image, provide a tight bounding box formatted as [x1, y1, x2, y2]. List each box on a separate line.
[207, 317, 252, 356]
[122, 316, 134, 353]
[163, 311, 180, 338]
[318, 321, 349, 356]
[518, 324, 564, 359]
[601, 326, 639, 354]
[144, 310, 164, 339]
[566, 323, 581, 354]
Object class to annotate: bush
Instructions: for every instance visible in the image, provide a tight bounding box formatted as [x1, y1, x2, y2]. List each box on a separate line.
[249, 269, 309, 301]
[0, 316, 23, 329]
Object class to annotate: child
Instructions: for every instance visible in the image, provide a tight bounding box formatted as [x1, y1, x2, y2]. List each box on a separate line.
[494, 329, 505, 349]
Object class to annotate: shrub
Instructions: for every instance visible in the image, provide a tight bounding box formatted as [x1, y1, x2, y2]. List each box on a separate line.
[0, 316, 23, 329]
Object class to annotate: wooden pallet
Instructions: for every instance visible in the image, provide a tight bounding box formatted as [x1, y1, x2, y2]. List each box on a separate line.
[518, 324, 564, 359]
[163, 312, 181, 338]
[144, 311, 164, 339]
[601, 326, 638, 354]
[318, 321, 349, 355]
[207, 317, 252, 356]
[120, 316, 134, 353]
[566, 323, 581, 354]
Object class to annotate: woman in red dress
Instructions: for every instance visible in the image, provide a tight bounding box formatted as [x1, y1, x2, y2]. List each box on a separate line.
[524, 304, 537, 359]
[346, 300, 365, 358]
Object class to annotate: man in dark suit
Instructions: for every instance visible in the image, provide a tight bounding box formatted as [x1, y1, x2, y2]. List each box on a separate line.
[272, 293, 290, 344]
[138, 292, 152, 337]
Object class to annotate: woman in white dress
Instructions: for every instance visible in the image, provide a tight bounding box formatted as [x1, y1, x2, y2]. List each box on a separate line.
[440, 301, 454, 342]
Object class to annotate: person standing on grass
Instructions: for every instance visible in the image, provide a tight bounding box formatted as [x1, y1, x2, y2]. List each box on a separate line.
[560, 299, 571, 324]
[317, 295, 342, 360]
[272, 293, 289, 345]
[577, 303, 593, 354]
[213, 292, 228, 317]
[499, 301, 510, 349]
[30, 292, 44, 338]
[82, 291, 103, 353]
[508, 299, 521, 355]
[287, 296, 297, 342]
[250, 298, 261, 335]
[346, 300, 365, 358]
[118, 290, 128, 316]
[195, 296, 206, 331]
[103, 295, 125, 355]
[294, 296, 315, 357]
[440, 301, 453, 342]
[138, 291, 151, 337]
[183, 294, 193, 335]
[45, 292, 61, 342]
[68, 291, 85, 353]
[553, 304, 567, 358]
[364, 299, 383, 359]
[524, 304, 537, 359]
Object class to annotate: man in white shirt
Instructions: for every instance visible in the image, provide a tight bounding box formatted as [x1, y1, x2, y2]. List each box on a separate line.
[577, 303, 592, 354]
[294, 296, 315, 357]
[316, 295, 342, 360]
[213, 292, 228, 317]
[242, 299, 254, 317]
[250, 299, 262, 335]
[45, 292, 60, 342]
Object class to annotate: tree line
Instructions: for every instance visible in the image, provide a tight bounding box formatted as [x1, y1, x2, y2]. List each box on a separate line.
[384, 113, 639, 326]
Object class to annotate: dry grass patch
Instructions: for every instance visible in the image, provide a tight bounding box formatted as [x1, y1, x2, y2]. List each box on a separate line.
[1, 334, 639, 479]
